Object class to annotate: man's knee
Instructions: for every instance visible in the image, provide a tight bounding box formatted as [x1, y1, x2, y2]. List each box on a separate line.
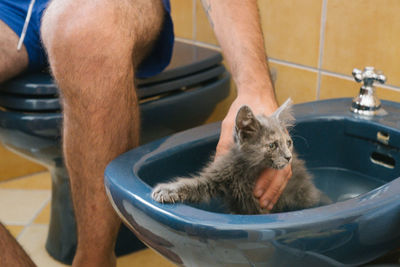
[42, 1, 123, 63]
[41, 0, 164, 65]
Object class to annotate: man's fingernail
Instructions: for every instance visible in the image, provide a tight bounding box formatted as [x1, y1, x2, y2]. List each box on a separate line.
[262, 200, 269, 208]
[268, 203, 274, 210]
[255, 190, 263, 198]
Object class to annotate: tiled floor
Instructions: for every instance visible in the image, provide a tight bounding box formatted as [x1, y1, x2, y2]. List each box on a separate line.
[0, 172, 176, 267]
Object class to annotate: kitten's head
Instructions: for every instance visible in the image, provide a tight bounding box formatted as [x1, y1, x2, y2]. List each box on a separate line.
[234, 99, 294, 169]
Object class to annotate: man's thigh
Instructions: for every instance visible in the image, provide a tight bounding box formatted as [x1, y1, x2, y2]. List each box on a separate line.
[0, 0, 50, 82]
[0, 20, 28, 82]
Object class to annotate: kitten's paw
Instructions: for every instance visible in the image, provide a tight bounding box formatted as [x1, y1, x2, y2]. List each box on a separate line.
[151, 183, 181, 203]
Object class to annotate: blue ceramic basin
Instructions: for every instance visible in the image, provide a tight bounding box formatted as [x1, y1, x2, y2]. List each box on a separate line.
[105, 98, 400, 266]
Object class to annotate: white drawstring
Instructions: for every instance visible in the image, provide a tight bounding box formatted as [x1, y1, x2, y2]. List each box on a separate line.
[17, 0, 36, 50]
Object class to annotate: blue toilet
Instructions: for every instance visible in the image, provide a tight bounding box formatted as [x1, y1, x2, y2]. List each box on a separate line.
[0, 41, 230, 264]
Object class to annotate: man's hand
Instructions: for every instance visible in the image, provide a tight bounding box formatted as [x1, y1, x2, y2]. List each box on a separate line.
[215, 91, 292, 212]
[253, 165, 292, 210]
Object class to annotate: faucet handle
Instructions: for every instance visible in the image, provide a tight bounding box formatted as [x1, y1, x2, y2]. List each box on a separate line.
[352, 67, 386, 87]
[352, 68, 364, 83]
[351, 66, 387, 116]
[376, 72, 387, 84]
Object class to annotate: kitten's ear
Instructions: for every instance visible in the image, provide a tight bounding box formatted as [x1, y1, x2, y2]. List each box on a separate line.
[235, 105, 260, 141]
[273, 98, 295, 128]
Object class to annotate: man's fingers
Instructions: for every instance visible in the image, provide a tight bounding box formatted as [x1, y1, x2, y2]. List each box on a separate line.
[258, 176, 283, 209]
[258, 165, 292, 210]
[270, 177, 289, 208]
[271, 166, 292, 206]
[253, 168, 275, 198]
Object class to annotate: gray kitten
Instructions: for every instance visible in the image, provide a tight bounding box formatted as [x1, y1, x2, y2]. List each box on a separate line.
[152, 99, 329, 214]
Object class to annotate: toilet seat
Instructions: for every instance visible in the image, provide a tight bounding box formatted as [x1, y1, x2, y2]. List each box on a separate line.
[0, 65, 226, 111]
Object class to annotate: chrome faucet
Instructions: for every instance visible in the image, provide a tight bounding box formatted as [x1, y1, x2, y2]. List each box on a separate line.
[351, 67, 386, 116]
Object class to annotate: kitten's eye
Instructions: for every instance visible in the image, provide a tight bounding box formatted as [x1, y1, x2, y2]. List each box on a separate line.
[268, 142, 276, 149]
[287, 140, 292, 147]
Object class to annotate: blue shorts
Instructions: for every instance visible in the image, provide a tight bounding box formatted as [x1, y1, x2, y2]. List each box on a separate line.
[0, 0, 174, 78]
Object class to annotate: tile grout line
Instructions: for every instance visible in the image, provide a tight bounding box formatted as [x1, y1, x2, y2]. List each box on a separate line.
[268, 58, 400, 91]
[16, 195, 51, 241]
[316, 0, 328, 100]
[321, 70, 400, 91]
[175, 37, 221, 51]
[269, 58, 318, 73]
[0, 188, 50, 193]
[194, 40, 221, 51]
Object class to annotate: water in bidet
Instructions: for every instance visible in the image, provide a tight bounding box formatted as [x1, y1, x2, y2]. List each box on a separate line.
[186, 167, 385, 214]
[310, 167, 385, 202]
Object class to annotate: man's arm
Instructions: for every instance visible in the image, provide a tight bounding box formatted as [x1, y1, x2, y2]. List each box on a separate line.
[201, 0, 292, 211]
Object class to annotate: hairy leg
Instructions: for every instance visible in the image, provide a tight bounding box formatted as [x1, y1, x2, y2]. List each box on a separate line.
[41, 1, 164, 266]
[0, 20, 28, 83]
[0, 222, 36, 267]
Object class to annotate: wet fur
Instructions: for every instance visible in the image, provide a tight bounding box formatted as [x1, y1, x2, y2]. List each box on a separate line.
[152, 99, 330, 214]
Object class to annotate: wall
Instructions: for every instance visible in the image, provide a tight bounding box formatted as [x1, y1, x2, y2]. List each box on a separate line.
[171, 0, 400, 106]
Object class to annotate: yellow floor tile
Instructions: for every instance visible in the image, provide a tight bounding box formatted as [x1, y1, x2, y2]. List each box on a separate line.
[0, 144, 46, 182]
[0, 189, 50, 224]
[0, 172, 52, 190]
[18, 224, 68, 267]
[34, 201, 51, 224]
[5, 225, 25, 238]
[117, 249, 177, 267]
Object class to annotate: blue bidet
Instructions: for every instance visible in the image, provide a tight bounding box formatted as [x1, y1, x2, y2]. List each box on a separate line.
[105, 98, 400, 267]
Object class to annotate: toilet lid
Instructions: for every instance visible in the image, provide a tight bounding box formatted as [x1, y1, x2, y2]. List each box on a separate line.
[0, 41, 223, 96]
[0, 65, 226, 111]
[0, 92, 60, 111]
[137, 41, 223, 86]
